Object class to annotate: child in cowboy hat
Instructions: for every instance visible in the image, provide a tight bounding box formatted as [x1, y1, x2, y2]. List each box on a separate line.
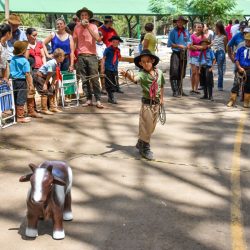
[10, 41, 35, 123]
[101, 35, 123, 104]
[121, 49, 165, 160]
[199, 38, 216, 101]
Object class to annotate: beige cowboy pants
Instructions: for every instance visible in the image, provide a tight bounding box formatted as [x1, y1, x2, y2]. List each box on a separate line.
[138, 103, 159, 143]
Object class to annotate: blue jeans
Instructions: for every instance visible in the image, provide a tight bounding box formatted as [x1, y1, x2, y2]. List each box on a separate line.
[215, 50, 225, 89]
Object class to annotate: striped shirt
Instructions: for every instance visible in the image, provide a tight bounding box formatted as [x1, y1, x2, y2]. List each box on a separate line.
[212, 35, 226, 52]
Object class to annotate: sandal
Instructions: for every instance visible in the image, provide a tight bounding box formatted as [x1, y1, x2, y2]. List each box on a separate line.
[82, 100, 93, 107]
[96, 101, 104, 109]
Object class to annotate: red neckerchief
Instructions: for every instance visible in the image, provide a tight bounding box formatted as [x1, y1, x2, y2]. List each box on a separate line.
[177, 27, 186, 38]
[56, 64, 62, 82]
[111, 46, 121, 65]
[149, 69, 159, 100]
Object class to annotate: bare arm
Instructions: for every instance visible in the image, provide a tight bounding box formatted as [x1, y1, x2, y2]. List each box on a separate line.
[69, 36, 75, 71]
[40, 48, 47, 65]
[43, 33, 53, 58]
[235, 61, 244, 73]
[86, 25, 101, 42]
[143, 39, 149, 50]
[227, 46, 234, 62]
[101, 57, 106, 74]
[120, 69, 137, 84]
[223, 36, 228, 52]
[160, 87, 164, 104]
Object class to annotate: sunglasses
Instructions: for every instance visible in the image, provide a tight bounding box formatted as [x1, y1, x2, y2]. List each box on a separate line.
[31, 33, 38, 37]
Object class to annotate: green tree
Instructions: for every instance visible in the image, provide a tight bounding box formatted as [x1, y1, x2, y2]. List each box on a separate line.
[170, 0, 236, 25]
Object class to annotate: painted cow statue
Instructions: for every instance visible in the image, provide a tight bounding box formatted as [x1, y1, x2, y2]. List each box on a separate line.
[19, 161, 73, 240]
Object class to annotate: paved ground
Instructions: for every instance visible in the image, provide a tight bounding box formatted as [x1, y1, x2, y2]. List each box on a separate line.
[0, 56, 250, 250]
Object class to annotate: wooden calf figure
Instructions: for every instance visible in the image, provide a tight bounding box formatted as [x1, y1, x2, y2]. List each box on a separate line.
[19, 161, 73, 240]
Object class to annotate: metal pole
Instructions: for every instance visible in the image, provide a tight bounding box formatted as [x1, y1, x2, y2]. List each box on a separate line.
[5, 0, 9, 20]
[136, 15, 140, 39]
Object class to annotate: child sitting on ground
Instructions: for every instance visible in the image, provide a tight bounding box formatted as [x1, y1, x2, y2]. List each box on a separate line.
[101, 35, 123, 104]
[121, 49, 165, 160]
[33, 48, 65, 115]
[10, 41, 37, 123]
[199, 38, 216, 101]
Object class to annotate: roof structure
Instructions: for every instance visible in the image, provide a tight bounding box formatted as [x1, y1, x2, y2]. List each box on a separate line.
[0, 0, 173, 16]
[0, 0, 249, 16]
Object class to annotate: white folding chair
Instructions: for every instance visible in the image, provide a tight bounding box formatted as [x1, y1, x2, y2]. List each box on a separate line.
[59, 70, 79, 108]
[0, 80, 16, 129]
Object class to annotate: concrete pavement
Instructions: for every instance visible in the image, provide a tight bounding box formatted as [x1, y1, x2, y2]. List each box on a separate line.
[0, 58, 250, 250]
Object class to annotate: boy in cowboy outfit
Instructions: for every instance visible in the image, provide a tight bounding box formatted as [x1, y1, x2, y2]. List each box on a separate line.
[227, 33, 250, 108]
[101, 35, 123, 104]
[168, 16, 191, 97]
[199, 38, 216, 101]
[121, 50, 165, 160]
[10, 41, 34, 123]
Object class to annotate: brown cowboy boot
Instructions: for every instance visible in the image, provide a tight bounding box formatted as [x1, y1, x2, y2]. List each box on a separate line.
[27, 98, 43, 118]
[16, 106, 31, 123]
[41, 95, 53, 115]
[49, 94, 62, 113]
[227, 93, 237, 107]
[243, 93, 250, 108]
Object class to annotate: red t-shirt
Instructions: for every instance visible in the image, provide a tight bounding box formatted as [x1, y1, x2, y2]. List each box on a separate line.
[73, 23, 98, 55]
[225, 24, 232, 41]
[98, 25, 118, 47]
[28, 42, 44, 69]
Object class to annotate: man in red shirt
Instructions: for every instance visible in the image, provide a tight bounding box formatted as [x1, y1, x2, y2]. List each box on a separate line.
[99, 16, 118, 47]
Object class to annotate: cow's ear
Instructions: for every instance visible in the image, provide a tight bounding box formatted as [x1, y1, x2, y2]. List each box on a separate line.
[47, 165, 53, 173]
[53, 176, 66, 186]
[19, 173, 33, 182]
[29, 163, 37, 172]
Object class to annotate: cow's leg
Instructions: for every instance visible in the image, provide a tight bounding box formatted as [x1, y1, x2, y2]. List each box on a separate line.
[63, 191, 73, 221]
[26, 212, 39, 237]
[52, 207, 65, 240]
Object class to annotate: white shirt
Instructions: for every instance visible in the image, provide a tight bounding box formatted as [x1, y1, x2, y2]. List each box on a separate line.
[231, 24, 240, 37]
[96, 42, 106, 60]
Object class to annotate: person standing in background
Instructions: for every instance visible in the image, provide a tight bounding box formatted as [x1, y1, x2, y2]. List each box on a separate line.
[143, 23, 157, 54]
[6, 14, 27, 61]
[225, 20, 233, 42]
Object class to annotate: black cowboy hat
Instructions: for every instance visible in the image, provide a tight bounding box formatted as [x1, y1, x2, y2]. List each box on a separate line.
[90, 16, 103, 26]
[134, 49, 160, 69]
[173, 16, 188, 24]
[240, 21, 248, 28]
[108, 35, 123, 42]
[76, 7, 93, 19]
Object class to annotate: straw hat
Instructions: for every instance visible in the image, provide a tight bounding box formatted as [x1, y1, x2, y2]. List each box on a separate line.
[134, 49, 159, 69]
[173, 16, 188, 24]
[8, 14, 21, 25]
[13, 41, 29, 56]
[245, 33, 250, 40]
[76, 7, 93, 19]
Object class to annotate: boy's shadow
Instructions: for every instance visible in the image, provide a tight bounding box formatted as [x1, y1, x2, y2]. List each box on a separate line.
[100, 143, 140, 159]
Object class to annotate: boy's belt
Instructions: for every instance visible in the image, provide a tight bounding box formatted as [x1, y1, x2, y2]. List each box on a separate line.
[142, 98, 160, 105]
